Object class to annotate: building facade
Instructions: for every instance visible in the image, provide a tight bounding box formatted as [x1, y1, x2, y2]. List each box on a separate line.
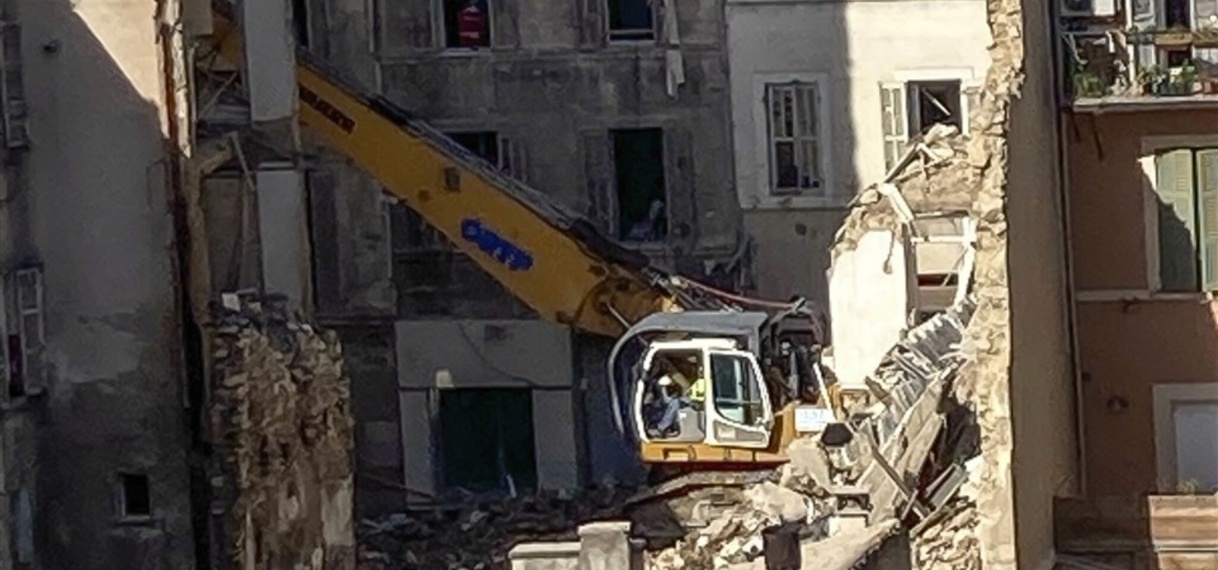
[0, 0, 196, 567]
[725, 0, 992, 304]
[1061, 0, 1218, 497]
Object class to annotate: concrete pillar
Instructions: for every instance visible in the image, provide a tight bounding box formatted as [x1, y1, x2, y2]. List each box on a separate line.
[241, 0, 297, 121]
[577, 522, 639, 570]
[255, 165, 310, 309]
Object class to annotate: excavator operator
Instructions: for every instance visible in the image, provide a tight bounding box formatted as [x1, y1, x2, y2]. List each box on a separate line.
[645, 356, 708, 439]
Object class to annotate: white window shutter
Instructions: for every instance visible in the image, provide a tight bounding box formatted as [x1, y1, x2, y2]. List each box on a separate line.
[880, 82, 908, 172]
[1196, 149, 1218, 291]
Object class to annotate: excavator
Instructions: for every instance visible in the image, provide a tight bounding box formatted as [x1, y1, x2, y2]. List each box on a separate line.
[202, 9, 985, 531]
[204, 5, 840, 486]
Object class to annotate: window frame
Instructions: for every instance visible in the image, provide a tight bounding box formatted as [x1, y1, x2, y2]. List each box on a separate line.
[435, 0, 495, 52]
[751, 73, 832, 207]
[1143, 138, 1218, 293]
[604, 0, 657, 43]
[880, 73, 976, 173]
[764, 82, 826, 196]
[1152, 382, 1218, 493]
[14, 266, 42, 355]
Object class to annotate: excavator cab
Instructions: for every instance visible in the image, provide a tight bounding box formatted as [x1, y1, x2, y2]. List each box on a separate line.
[607, 310, 819, 465]
[631, 338, 775, 449]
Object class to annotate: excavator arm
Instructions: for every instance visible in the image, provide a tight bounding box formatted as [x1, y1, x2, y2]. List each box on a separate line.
[205, 11, 688, 337]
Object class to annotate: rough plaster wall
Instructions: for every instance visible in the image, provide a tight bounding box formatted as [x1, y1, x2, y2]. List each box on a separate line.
[1004, 0, 1077, 564]
[333, 324, 406, 518]
[18, 0, 195, 567]
[210, 311, 356, 570]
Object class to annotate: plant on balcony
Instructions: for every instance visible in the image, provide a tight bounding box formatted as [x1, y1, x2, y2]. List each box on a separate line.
[1138, 64, 1169, 95]
[1073, 70, 1108, 98]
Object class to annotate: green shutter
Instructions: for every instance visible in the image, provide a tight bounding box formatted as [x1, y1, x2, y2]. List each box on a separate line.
[1156, 149, 1198, 291]
[1197, 150, 1218, 291]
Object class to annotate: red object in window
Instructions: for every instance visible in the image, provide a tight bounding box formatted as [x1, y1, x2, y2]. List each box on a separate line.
[457, 4, 486, 48]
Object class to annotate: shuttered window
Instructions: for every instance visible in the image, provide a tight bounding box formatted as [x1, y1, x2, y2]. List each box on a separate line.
[1153, 148, 1218, 292]
[766, 82, 823, 194]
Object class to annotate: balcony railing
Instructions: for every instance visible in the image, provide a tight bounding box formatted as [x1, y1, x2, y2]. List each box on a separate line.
[1062, 26, 1218, 104]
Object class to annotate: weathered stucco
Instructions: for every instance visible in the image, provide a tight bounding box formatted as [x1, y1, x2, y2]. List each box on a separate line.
[12, 0, 196, 566]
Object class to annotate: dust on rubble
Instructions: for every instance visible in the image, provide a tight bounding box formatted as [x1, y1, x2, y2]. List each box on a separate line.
[356, 485, 633, 570]
[211, 295, 357, 569]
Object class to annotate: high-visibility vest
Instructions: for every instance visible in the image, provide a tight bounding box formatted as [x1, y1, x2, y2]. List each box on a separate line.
[457, 5, 486, 48]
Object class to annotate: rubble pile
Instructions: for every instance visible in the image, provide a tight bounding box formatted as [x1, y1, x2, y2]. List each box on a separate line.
[210, 296, 357, 570]
[912, 500, 982, 570]
[357, 485, 634, 570]
[645, 482, 822, 570]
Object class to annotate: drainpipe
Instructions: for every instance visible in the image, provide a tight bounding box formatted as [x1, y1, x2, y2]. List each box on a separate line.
[1047, 0, 1087, 496]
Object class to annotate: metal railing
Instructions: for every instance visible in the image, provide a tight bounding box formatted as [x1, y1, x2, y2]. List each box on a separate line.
[1062, 26, 1218, 101]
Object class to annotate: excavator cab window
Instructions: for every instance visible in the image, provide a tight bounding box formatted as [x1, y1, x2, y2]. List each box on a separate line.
[709, 352, 764, 425]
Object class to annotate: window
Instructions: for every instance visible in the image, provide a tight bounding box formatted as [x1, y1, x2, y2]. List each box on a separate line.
[1153, 383, 1218, 493]
[439, 388, 537, 494]
[710, 353, 764, 426]
[611, 128, 667, 242]
[442, 0, 491, 49]
[765, 83, 824, 195]
[118, 473, 152, 518]
[881, 80, 967, 171]
[448, 131, 500, 165]
[1153, 148, 1218, 291]
[606, 0, 654, 41]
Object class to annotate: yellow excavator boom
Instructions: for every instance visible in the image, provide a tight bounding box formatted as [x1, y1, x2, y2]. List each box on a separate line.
[207, 12, 681, 337]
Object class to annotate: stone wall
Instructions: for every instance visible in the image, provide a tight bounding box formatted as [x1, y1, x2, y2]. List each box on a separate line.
[210, 300, 356, 570]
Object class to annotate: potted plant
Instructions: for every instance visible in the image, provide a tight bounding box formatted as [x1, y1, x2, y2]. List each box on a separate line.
[1175, 62, 1199, 94]
[1073, 69, 1107, 98]
[1139, 64, 1169, 94]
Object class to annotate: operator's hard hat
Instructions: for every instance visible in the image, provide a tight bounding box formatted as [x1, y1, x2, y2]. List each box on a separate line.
[657, 375, 673, 387]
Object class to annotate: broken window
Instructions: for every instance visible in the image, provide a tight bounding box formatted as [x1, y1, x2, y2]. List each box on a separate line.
[606, 0, 655, 41]
[766, 82, 824, 194]
[118, 473, 152, 518]
[442, 0, 491, 49]
[439, 388, 537, 494]
[7, 266, 42, 398]
[880, 80, 967, 171]
[1154, 148, 1218, 292]
[611, 128, 667, 242]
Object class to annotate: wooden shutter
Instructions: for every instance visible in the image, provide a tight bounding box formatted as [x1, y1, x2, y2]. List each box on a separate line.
[499, 137, 530, 184]
[1197, 149, 1218, 291]
[880, 82, 908, 172]
[580, 130, 615, 235]
[1155, 149, 1199, 291]
[664, 126, 696, 245]
[578, 0, 605, 48]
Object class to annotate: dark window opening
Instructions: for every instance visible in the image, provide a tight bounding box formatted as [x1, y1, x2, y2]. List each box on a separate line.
[447, 131, 500, 166]
[443, 0, 491, 49]
[611, 128, 667, 242]
[291, 0, 310, 48]
[439, 388, 537, 496]
[907, 81, 962, 136]
[1165, 0, 1190, 28]
[607, 0, 655, 41]
[7, 334, 23, 398]
[119, 473, 151, 518]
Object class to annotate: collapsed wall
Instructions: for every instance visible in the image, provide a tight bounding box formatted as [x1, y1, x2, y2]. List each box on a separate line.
[828, 0, 1029, 557]
[209, 298, 357, 570]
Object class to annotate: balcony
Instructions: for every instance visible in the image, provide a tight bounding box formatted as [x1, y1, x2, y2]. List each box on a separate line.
[1062, 25, 1218, 110]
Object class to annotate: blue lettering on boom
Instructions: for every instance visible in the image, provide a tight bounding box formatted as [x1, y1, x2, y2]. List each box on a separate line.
[460, 218, 535, 272]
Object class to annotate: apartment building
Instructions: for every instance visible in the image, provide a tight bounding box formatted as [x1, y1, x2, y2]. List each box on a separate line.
[725, 0, 992, 304]
[723, 0, 1078, 568]
[1060, 0, 1218, 500]
[296, 0, 746, 510]
[0, 0, 196, 568]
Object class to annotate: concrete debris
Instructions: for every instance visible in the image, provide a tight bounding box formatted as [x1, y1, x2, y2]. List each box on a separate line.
[911, 500, 981, 570]
[356, 485, 634, 570]
[210, 295, 357, 570]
